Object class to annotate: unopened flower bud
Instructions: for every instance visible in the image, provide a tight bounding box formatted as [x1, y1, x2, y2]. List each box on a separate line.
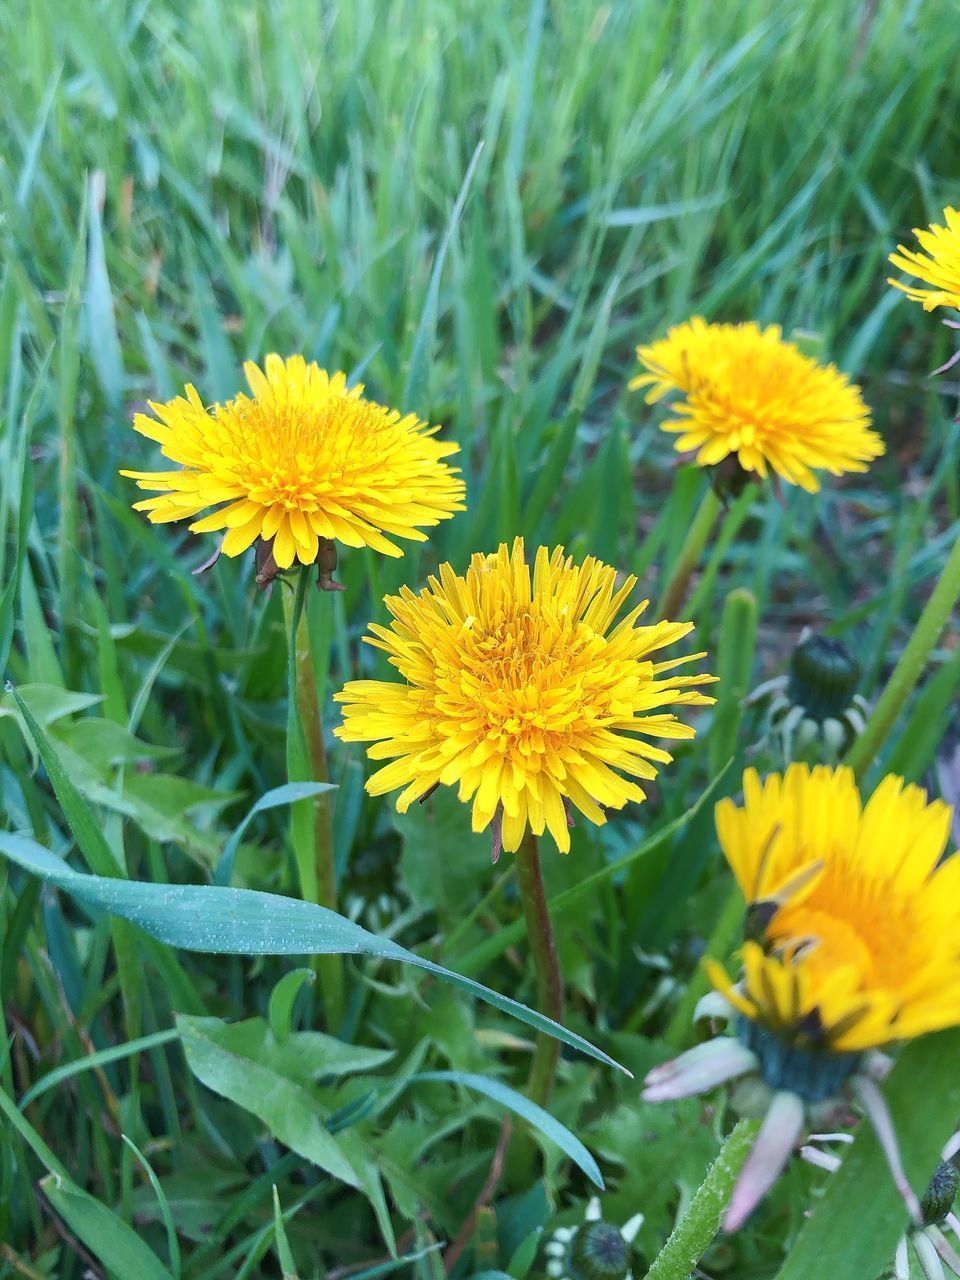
[569, 1221, 632, 1280]
[921, 1160, 959, 1228]
[761, 634, 869, 764]
[787, 635, 860, 722]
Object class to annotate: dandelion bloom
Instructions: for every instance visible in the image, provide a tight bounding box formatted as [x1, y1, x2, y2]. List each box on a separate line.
[888, 207, 960, 311]
[629, 318, 883, 492]
[710, 765, 959, 1051]
[122, 355, 465, 569]
[334, 539, 716, 856]
[643, 765, 960, 1231]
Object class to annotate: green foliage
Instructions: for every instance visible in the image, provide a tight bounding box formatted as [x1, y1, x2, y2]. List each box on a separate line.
[2, 0, 960, 1276]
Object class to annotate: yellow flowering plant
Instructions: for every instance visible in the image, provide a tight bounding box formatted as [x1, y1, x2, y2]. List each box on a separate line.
[123, 354, 465, 584]
[630, 318, 883, 493]
[643, 765, 960, 1232]
[335, 538, 716, 859]
[889, 207, 960, 312]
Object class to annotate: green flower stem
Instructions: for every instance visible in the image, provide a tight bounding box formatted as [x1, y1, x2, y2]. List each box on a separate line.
[515, 832, 565, 1108]
[844, 524, 960, 780]
[657, 486, 723, 621]
[282, 571, 344, 1030]
[510, 831, 564, 1182]
[662, 879, 744, 1050]
[643, 1118, 760, 1280]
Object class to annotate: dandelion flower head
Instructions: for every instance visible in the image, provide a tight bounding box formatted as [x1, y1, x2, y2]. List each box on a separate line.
[709, 765, 960, 1053]
[335, 539, 716, 855]
[122, 355, 465, 568]
[630, 318, 883, 492]
[888, 207, 960, 312]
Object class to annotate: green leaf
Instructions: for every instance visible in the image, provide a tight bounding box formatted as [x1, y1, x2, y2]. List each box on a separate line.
[177, 1012, 396, 1253]
[121, 1135, 182, 1278]
[271, 1186, 300, 1279]
[267, 968, 316, 1040]
[18, 1028, 179, 1109]
[214, 781, 336, 888]
[0, 1086, 172, 1280]
[85, 171, 125, 407]
[41, 1175, 174, 1280]
[774, 1030, 960, 1280]
[0, 833, 624, 1073]
[402, 139, 485, 414]
[176, 1014, 393, 1244]
[411, 1071, 603, 1188]
[10, 683, 123, 876]
[508, 1230, 542, 1278]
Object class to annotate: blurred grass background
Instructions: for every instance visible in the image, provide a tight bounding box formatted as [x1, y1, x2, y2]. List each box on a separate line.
[3, 0, 960, 1275]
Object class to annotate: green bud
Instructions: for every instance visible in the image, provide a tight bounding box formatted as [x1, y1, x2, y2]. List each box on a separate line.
[920, 1160, 959, 1227]
[787, 635, 860, 722]
[569, 1221, 631, 1280]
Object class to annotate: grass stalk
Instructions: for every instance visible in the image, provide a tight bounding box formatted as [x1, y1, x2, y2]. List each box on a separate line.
[657, 486, 723, 620]
[844, 524, 960, 780]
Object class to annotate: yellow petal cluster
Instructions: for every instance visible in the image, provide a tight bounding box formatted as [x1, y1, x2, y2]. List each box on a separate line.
[888, 207, 960, 311]
[629, 318, 883, 492]
[334, 539, 716, 854]
[708, 765, 960, 1052]
[122, 355, 465, 568]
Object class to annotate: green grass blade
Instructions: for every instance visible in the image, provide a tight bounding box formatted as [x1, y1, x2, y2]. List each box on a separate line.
[0, 832, 626, 1074]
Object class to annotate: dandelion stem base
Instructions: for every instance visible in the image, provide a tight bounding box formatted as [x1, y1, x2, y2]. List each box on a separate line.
[643, 1118, 760, 1280]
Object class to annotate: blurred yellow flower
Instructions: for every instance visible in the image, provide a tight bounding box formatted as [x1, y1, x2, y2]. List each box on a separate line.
[889, 207, 960, 311]
[630, 318, 883, 492]
[122, 355, 465, 569]
[708, 765, 959, 1053]
[335, 539, 716, 855]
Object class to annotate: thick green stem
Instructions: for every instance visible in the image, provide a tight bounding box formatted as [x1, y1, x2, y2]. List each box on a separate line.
[643, 1118, 760, 1280]
[515, 832, 564, 1108]
[844, 526, 960, 781]
[657, 487, 723, 621]
[508, 832, 564, 1184]
[282, 571, 344, 1030]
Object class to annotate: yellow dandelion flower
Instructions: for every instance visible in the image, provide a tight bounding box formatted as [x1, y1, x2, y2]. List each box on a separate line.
[888, 207, 960, 311]
[334, 538, 716, 856]
[708, 765, 959, 1053]
[121, 354, 465, 569]
[629, 318, 883, 492]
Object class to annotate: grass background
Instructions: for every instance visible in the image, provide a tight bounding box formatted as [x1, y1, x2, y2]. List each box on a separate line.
[2, 0, 960, 1276]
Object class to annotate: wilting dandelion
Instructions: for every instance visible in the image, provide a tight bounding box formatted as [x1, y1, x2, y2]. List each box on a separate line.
[335, 539, 716, 858]
[889, 207, 960, 312]
[643, 765, 960, 1231]
[122, 355, 465, 584]
[629, 319, 883, 493]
